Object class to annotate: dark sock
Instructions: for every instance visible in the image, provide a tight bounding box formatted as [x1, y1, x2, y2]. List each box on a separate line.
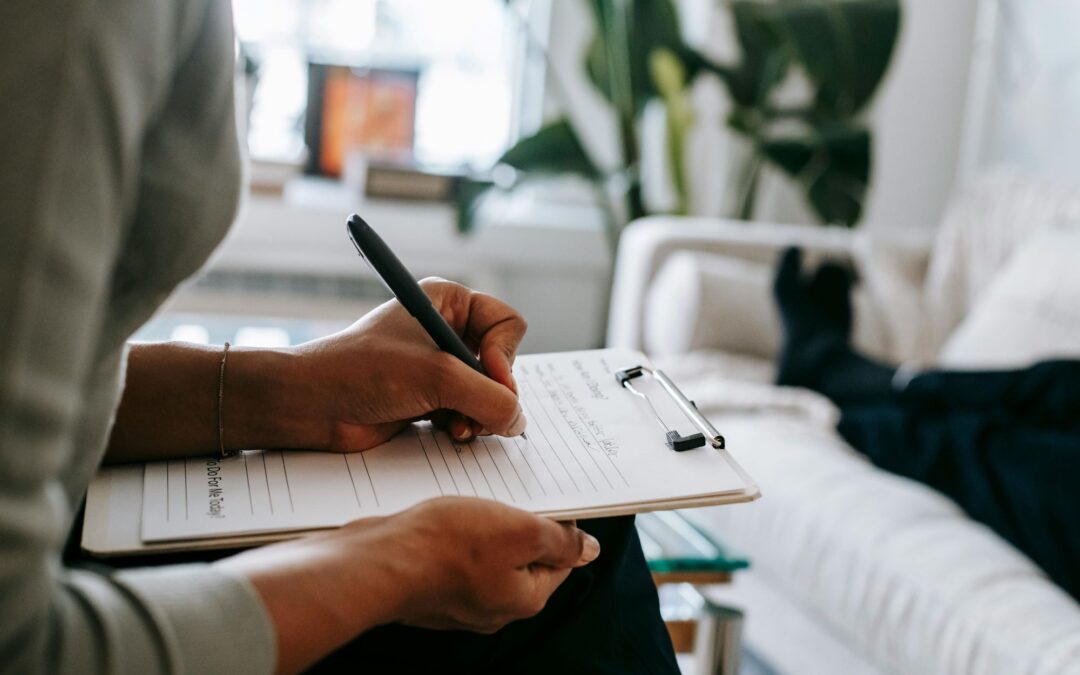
[815, 350, 900, 406]
[773, 248, 852, 347]
[773, 247, 897, 405]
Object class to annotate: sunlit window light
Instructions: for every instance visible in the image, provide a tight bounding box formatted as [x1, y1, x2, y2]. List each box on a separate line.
[170, 324, 211, 344]
[234, 326, 294, 347]
[233, 0, 521, 168]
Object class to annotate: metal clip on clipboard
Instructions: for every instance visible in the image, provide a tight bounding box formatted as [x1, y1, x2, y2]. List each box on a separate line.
[615, 366, 726, 452]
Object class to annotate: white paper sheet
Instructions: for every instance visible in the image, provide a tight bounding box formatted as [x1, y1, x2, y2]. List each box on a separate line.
[141, 349, 753, 543]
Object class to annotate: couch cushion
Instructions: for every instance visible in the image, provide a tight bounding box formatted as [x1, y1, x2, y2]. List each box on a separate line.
[851, 231, 931, 364]
[667, 354, 1080, 675]
[922, 170, 1080, 359]
[644, 251, 781, 359]
[939, 225, 1080, 369]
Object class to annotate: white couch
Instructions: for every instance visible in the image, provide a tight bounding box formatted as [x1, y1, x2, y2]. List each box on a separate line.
[607, 172, 1080, 675]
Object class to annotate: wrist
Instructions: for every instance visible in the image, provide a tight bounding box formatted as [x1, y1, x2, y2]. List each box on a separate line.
[225, 347, 332, 451]
[216, 522, 409, 673]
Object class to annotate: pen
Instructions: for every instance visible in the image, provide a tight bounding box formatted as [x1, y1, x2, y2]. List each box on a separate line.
[346, 214, 526, 439]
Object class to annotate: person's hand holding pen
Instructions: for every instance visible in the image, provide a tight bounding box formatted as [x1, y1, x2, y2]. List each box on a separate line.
[285, 276, 529, 449]
[240, 214, 529, 451]
[111, 280, 525, 463]
[109, 219, 526, 462]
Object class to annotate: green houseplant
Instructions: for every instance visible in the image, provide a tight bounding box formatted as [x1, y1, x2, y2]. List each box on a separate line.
[458, 0, 901, 247]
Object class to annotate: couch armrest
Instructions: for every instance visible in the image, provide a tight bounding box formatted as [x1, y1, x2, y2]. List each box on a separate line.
[606, 216, 857, 351]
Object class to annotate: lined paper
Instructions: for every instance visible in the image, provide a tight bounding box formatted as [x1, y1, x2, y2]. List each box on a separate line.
[141, 349, 750, 543]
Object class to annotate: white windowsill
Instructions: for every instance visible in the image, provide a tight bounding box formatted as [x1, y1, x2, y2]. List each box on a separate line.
[187, 177, 615, 352]
[209, 177, 611, 280]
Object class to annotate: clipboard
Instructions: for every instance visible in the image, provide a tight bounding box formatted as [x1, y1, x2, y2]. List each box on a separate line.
[83, 349, 760, 557]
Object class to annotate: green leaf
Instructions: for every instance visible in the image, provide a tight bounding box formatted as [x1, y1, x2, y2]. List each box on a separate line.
[584, 0, 685, 112]
[454, 177, 496, 235]
[650, 46, 687, 101]
[457, 119, 604, 236]
[712, 1, 899, 226]
[676, 46, 743, 96]
[727, 1, 792, 108]
[498, 118, 602, 180]
[585, 29, 614, 107]
[650, 47, 693, 214]
[758, 125, 870, 227]
[773, 0, 901, 116]
[725, 0, 900, 118]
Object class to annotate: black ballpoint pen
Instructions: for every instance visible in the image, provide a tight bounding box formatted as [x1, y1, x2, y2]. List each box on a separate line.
[346, 214, 526, 439]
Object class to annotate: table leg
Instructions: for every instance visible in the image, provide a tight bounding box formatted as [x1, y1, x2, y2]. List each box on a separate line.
[692, 594, 744, 675]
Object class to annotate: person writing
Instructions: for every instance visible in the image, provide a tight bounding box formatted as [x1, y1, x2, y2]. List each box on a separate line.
[0, 1, 678, 673]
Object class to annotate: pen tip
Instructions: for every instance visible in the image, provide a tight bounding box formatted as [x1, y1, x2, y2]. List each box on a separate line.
[521, 432, 528, 440]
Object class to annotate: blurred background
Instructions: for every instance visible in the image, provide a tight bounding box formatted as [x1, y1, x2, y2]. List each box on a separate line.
[142, 0, 1080, 356]
[133, 3, 1080, 674]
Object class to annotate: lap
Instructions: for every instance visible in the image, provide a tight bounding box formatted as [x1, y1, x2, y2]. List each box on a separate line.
[69, 509, 677, 674]
[309, 516, 678, 674]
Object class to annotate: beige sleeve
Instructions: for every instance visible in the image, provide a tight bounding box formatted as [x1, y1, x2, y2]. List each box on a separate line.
[0, 0, 274, 672]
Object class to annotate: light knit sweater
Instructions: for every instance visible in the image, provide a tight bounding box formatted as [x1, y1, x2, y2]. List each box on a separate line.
[1, 0, 275, 672]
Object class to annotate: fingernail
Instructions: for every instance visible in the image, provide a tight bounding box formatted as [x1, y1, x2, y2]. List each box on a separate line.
[508, 408, 527, 436]
[454, 425, 472, 442]
[580, 533, 600, 562]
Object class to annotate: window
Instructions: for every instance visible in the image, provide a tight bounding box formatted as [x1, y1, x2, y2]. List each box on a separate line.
[234, 0, 543, 168]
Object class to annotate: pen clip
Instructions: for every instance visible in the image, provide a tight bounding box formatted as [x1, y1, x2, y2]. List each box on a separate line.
[346, 223, 365, 259]
[346, 220, 397, 298]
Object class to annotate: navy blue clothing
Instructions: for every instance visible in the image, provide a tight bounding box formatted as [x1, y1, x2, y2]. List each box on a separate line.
[836, 361, 1080, 602]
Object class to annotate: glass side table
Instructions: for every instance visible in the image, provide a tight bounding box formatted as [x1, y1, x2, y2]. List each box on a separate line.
[638, 511, 750, 675]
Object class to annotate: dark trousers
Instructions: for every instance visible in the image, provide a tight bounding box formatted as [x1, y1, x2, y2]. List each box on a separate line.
[834, 360, 1080, 601]
[311, 515, 679, 674]
[72, 515, 679, 674]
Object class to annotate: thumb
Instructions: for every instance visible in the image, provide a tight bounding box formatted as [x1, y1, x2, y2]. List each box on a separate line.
[434, 357, 527, 437]
[533, 520, 600, 568]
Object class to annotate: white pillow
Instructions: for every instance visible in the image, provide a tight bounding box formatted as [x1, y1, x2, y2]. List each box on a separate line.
[643, 251, 780, 359]
[851, 231, 933, 363]
[643, 250, 891, 360]
[938, 226, 1080, 369]
[922, 171, 1080, 358]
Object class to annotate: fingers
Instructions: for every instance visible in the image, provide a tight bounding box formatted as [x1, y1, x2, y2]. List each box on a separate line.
[388, 499, 595, 637]
[414, 278, 527, 437]
[419, 278, 526, 393]
[428, 411, 474, 443]
[473, 305, 526, 394]
[427, 410, 451, 429]
[447, 415, 469, 441]
[434, 356, 527, 436]
[532, 518, 600, 568]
